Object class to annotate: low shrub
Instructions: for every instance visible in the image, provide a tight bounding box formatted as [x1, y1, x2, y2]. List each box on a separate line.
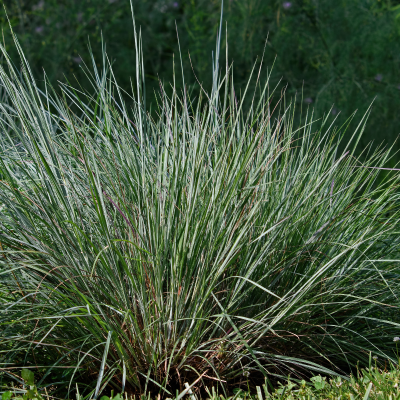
[1, 8, 400, 399]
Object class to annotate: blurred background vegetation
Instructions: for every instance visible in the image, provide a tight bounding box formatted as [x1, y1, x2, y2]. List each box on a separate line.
[1, 0, 400, 158]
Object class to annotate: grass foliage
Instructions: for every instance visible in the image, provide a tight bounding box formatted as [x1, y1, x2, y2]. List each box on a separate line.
[1, 9, 400, 398]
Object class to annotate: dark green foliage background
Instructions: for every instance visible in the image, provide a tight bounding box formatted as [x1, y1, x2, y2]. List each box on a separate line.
[1, 0, 400, 157]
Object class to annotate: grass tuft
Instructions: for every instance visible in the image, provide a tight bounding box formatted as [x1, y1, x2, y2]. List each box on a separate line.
[1, 9, 400, 399]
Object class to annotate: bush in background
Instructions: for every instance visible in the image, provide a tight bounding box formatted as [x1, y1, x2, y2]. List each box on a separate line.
[1, 0, 400, 156]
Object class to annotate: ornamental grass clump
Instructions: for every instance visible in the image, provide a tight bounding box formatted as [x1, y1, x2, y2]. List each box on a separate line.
[1, 10, 400, 399]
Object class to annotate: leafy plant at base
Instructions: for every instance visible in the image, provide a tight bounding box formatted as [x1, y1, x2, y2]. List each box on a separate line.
[1, 6, 400, 399]
[2, 369, 43, 400]
[3, 364, 400, 400]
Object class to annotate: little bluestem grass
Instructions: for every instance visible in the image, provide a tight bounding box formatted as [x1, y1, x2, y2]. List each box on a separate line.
[1, 6, 400, 398]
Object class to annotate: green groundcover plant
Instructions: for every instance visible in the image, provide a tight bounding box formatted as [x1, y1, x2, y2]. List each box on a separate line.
[3, 360, 400, 400]
[1, 4, 400, 399]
